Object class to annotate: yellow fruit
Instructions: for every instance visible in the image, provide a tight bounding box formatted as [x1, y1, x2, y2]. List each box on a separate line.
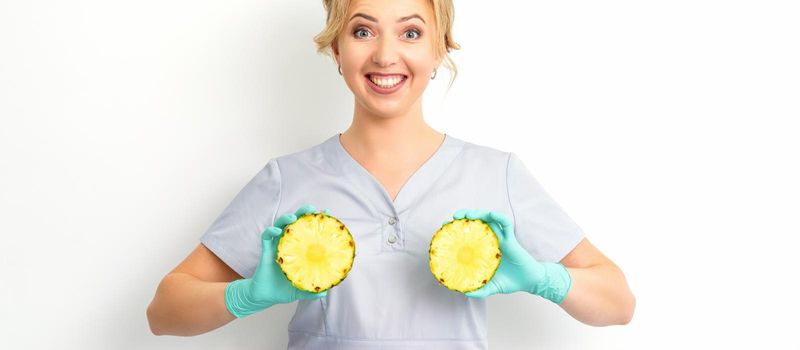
[276, 212, 355, 293]
[429, 218, 502, 293]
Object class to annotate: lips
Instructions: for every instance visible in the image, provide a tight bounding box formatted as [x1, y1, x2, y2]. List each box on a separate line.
[364, 73, 408, 95]
[366, 73, 407, 89]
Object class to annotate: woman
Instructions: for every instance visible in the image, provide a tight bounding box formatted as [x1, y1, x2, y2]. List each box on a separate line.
[146, 0, 636, 348]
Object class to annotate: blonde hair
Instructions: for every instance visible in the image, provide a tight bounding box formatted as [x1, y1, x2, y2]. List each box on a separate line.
[313, 0, 461, 88]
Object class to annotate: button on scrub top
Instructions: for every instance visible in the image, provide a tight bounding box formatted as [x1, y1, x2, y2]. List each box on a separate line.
[201, 133, 585, 350]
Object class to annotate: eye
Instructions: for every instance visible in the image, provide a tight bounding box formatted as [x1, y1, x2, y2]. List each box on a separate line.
[353, 27, 372, 39]
[404, 29, 421, 40]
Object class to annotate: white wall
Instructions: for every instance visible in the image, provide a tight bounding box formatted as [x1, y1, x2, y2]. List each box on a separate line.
[1, 0, 798, 348]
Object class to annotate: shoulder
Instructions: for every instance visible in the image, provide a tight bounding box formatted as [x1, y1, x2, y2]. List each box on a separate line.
[266, 135, 337, 171]
[449, 135, 538, 181]
[452, 134, 513, 165]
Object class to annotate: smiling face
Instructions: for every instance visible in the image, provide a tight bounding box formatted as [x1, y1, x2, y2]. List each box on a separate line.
[333, 0, 443, 118]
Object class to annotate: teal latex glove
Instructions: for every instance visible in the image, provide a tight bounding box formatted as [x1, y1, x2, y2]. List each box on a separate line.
[452, 208, 572, 304]
[225, 204, 330, 318]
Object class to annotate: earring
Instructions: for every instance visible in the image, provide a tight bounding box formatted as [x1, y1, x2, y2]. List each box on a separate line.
[430, 69, 437, 80]
[338, 65, 343, 76]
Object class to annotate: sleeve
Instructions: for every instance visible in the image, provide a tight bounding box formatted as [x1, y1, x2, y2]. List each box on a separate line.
[506, 152, 585, 262]
[200, 158, 282, 278]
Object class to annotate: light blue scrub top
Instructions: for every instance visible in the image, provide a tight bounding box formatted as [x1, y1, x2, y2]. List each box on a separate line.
[201, 133, 585, 350]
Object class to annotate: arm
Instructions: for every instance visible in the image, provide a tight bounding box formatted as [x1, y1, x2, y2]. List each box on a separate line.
[558, 238, 636, 326]
[455, 209, 635, 326]
[146, 243, 239, 336]
[147, 205, 329, 336]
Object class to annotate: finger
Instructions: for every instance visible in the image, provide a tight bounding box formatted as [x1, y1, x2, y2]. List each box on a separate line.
[453, 208, 470, 219]
[489, 211, 515, 240]
[466, 209, 490, 222]
[261, 226, 283, 240]
[465, 282, 498, 299]
[274, 213, 297, 228]
[295, 204, 317, 217]
[253, 230, 281, 282]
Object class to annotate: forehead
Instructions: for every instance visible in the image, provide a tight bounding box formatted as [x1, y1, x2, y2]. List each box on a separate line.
[347, 0, 434, 21]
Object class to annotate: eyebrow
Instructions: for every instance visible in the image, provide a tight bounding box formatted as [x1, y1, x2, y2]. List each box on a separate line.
[349, 13, 426, 24]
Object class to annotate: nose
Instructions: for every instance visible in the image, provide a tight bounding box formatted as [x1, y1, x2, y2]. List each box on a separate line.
[372, 35, 398, 68]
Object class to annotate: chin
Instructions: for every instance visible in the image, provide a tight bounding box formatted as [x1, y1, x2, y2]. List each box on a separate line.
[370, 99, 418, 117]
[365, 105, 407, 119]
[354, 93, 411, 117]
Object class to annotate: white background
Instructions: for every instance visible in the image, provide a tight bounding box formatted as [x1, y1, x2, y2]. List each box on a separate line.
[1, 0, 798, 349]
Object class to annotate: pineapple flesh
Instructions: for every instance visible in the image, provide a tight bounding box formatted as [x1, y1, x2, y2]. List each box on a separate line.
[276, 212, 355, 293]
[429, 218, 502, 293]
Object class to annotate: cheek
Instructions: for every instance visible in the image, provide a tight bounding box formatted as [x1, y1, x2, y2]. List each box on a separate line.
[404, 50, 437, 77]
[337, 41, 365, 68]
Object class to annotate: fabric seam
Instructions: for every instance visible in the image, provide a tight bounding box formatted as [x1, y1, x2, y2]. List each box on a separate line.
[276, 157, 331, 335]
[505, 152, 517, 236]
[287, 330, 486, 342]
[505, 153, 586, 263]
[200, 238, 248, 279]
[271, 158, 283, 228]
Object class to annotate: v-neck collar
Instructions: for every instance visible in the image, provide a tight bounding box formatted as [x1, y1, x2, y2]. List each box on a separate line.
[323, 132, 465, 216]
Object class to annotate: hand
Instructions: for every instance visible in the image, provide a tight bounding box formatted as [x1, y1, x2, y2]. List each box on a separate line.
[451, 208, 572, 304]
[225, 204, 330, 318]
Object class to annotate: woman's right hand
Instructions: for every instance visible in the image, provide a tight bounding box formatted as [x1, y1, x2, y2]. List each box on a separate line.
[224, 204, 329, 318]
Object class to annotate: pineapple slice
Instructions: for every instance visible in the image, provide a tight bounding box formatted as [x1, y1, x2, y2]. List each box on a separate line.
[429, 218, 502, 293]
[276, 212, 355, 293]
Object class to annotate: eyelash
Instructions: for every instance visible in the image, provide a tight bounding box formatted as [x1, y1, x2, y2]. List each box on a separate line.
[352, 27, 422, 40]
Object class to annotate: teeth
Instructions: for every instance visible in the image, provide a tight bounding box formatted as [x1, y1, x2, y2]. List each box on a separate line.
[369, 75, 404, 88]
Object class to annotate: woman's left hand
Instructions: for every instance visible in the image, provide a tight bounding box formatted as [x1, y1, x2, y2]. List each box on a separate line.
[451, 208, 572, 304]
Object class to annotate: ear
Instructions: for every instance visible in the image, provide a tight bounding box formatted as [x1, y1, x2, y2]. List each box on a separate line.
[332, 40, 340, 65]
[434, 54, 444, 70]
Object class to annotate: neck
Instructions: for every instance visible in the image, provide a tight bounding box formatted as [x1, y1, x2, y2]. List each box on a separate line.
[340, 97, 444, 161]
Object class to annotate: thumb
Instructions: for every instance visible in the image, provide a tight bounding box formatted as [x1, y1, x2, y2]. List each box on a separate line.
[253, 226, 283, 281]
[262, 226, 283, 241]
[261, 226, 283, 260]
